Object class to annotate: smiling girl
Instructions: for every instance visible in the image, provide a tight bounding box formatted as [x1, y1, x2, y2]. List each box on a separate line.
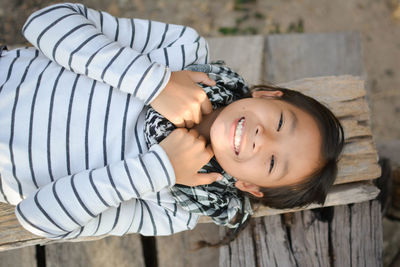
[0, 3, 343, 240]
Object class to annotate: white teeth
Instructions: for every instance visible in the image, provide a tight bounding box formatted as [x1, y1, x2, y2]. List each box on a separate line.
[234, 118, 244, 153]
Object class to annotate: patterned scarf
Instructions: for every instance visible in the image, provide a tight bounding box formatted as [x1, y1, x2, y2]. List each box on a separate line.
[143, 62, 253, 229]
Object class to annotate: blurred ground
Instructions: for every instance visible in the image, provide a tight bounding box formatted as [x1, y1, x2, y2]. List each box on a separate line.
[0, 0, 399, 265]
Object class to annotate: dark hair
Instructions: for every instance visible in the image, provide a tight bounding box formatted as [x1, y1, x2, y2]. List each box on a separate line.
[197, 84, 345, 248]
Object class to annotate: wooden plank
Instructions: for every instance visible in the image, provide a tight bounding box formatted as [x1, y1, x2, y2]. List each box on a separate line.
[0, 246, 36, 267]
[340, 119, 372, 139]
[0, 203, 45, 251]
[350, 201, 382, 267]
[0, 202, 110, 250]
[219, 222, 256, 267]
[342, 139, 376, 157]
[156, 223, 221, 267]
[331, 201, 382, 267]
[220, 200, 382, 266]
[253, 182, 379, 217]
[199, 182, 379, 223]
[336, 155, 381, 184]
[289, 210, 330, 267]
[265, 32, 365, 83]
[206, 35, 264, 85]
[45, 234, 145, 267]
[331, 205, 351, 267]
[328, 97, 370, 119]
[253, 215, 297, 267]
[277, 76, 366, 103]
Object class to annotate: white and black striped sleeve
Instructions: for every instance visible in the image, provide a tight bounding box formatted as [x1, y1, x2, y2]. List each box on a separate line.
[22, 3, 209, 104]
[14, 144, 179, 238]
[21, 3, 170, 105]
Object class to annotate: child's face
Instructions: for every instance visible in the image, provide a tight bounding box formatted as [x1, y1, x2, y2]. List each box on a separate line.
[210, 90, 322, 196]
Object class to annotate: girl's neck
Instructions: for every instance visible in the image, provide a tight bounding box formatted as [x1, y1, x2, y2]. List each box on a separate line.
[193, 107, 223, 143]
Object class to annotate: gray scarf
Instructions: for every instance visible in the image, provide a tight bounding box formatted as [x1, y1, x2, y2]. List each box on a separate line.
[143, 62, 253, 229]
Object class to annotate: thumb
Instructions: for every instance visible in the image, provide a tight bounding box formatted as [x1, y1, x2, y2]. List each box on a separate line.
[187, 71, 216, 86]
[192, 172, 223, 186]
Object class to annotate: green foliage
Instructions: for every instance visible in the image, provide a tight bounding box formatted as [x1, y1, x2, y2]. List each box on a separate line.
[287, 19, 304, 33]
[218, 27, 240, 35]
[268, 22, 281, 34]
[219, 1, 304, 36]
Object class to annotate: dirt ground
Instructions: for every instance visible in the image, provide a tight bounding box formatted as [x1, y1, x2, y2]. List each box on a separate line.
[0, 0, 399, 265]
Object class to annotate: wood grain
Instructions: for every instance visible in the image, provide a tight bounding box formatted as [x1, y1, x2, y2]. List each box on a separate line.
[219, 200, 382, 266]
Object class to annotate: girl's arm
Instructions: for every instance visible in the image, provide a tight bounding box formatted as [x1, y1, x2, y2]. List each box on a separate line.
[22, 3, 209, 105]
[14, 145, 197, 238]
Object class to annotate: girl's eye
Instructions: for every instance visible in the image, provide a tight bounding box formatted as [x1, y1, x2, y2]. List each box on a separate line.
[269, 155, 275, 173]
[277, 112, 283, 132]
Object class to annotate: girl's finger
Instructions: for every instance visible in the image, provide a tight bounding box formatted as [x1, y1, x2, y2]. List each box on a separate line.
[192, 102, 202, 125]
[173, 118, 185, 128]
[200, 97, 213, 116]
[185, 120, 194, 129]
[188, 128, 200, 137]
[182, 110, 194, 128]
[197, 134, 206, 142]
[187, 71, 216, 86]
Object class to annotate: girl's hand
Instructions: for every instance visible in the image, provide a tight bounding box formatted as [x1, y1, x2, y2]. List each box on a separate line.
[160, 128, 222, 186]
[150, 70, 216, 128]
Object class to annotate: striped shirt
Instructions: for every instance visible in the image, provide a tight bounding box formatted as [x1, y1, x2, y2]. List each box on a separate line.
[0, 3, 208, 239]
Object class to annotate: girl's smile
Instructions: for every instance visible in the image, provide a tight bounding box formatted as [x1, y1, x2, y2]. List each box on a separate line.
[232, 117, 245, 156]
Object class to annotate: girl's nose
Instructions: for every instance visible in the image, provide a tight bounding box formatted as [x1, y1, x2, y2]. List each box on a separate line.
[253, 124, 275, 153]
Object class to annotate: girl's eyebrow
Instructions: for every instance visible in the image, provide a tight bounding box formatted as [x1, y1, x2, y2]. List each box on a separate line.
[289, 109, 298, 135]
[277, 110, 297, 181]
[279, 158, 289, 181]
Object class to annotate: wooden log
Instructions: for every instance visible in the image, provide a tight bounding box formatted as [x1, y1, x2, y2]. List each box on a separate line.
[45, 234, 145, 267]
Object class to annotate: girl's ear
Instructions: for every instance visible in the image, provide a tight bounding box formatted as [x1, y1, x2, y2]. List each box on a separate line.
[235, 180, 264, 198]
[251, 90, 283, 99]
